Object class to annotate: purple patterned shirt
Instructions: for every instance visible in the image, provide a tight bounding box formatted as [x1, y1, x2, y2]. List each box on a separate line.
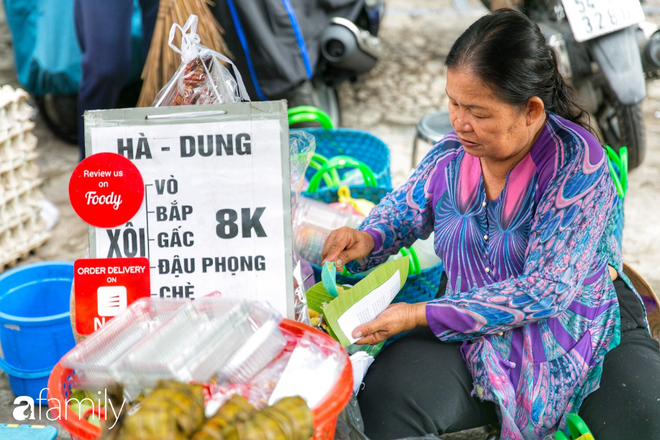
[351, 114, 625, 439]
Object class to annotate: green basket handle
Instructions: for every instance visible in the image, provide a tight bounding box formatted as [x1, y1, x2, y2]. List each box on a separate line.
[308, 153, 341, 188]
[409, 247, 422, 276]
[554, 414, 593, 440]
[288, 106, 334, 129]
[399, 247, 422, 276]
[604, 145, 628, 199]
[308, 156, 378, 193]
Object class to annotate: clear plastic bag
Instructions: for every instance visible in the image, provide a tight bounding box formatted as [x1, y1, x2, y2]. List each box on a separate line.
[268, 331, 346, 409]
[289, 130, 316, 324]
[334, 395, 369, 440]
[153, 15, 250, 107]
[290, 130, 315, 208]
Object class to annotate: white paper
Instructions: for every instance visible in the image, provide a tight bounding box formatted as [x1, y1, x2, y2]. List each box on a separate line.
[268, 344, 341, 408]
[336, 270, 401, 344]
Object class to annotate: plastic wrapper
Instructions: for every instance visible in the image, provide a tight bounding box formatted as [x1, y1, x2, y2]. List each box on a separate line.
[349, 352, 374, 395]
[333, 395, 368, 440]
[268, 331, 346, 409]
[153, 15, 250, 107]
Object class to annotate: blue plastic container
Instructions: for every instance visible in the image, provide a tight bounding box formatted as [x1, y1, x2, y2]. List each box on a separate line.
[0, 261, 75, 402]
[0, 424, 58, 440]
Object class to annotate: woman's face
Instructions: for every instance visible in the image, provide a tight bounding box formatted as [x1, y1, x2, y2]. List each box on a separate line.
[446, 67, 542, 162]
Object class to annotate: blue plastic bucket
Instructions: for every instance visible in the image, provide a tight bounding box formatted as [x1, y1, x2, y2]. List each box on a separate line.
[0, 261, 75, 401]
[2, 362, 52, 404]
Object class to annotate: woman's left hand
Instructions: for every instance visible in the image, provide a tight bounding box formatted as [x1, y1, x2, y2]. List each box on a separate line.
[353, 302, 429, 345]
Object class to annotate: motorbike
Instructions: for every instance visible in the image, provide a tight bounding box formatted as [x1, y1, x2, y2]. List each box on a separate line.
[210, 0, 384, 128]
[483, 0, 660, 170]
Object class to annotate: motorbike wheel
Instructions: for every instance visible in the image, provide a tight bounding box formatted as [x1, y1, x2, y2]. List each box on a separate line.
[597, 100, 646, 170]
[36, 94, 79, 145]
[313, 77, 342, 128]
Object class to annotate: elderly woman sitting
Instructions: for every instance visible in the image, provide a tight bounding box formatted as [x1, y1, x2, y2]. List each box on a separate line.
[322, 9, 660, 440]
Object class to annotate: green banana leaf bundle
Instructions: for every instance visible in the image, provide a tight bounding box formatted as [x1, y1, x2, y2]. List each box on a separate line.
[121, 380, 206, 440]
[194, 395, 313, 440]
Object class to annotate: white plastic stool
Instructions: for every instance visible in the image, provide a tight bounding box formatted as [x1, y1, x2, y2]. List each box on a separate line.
[412, 110, 453, 168]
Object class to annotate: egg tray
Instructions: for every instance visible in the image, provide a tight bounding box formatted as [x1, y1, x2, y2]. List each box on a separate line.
[0, 85, 51, 269]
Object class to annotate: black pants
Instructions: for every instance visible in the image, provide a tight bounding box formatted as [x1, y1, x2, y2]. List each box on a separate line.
[358, 278, 660, 439]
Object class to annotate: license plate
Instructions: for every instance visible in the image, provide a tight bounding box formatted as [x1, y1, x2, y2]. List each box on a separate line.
[562, 0, 645, 43]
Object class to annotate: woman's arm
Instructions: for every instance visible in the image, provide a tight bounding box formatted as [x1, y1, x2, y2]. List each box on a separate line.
[425, 143, 617, 342]
[330, 143, 457, 272]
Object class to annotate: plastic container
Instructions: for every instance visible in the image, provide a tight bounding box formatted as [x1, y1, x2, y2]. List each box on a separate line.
[60, 298, 187, 388]
[48, 319, 353, 440]
[0, 261, 75, 402]
[294, 196, 364, 266]
[0, 424, 58, 440]
[117, 298, 274, 390]
[220, 305, 286, 384]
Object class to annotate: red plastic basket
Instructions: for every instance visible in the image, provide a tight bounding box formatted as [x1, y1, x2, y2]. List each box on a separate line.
[47, 319, 353, 440]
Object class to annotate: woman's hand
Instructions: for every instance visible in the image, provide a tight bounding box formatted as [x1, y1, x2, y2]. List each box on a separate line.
[322, 227, 375, 271]
[352, 302, 428, 345]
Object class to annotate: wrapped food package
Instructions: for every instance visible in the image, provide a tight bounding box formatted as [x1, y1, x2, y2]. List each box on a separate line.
[192, 395, 256, 440]
[155, 52, 240, 107]
[121, 380, 206, 440]
[198, 396, 313, 440]
[153, 15, 250, 107]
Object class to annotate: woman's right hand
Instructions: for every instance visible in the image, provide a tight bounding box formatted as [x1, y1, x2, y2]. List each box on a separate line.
[321, 227, 375, 272]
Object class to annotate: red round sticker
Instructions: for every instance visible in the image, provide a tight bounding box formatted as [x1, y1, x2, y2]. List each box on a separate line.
[69, 153, 145, 228]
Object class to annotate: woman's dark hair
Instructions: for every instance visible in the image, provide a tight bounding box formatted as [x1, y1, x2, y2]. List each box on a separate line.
[445, 9, 594, 134]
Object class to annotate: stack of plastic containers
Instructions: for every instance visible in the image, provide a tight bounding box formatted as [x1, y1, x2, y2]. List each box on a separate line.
[61, 297, 286, 398]
[0, 85, 49, 267]
[61, 298, 186, 389]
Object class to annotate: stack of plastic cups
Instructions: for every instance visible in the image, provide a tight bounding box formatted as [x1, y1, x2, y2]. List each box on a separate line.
[293, 196, 364, 266]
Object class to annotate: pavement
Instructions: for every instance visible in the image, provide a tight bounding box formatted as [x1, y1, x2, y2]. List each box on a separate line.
[0, 0, 659, 438]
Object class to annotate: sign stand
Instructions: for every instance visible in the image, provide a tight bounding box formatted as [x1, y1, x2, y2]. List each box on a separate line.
[82, 101, 293, 318]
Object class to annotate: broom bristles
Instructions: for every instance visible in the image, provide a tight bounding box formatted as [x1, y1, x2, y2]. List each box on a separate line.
[137, 0, 230, 107]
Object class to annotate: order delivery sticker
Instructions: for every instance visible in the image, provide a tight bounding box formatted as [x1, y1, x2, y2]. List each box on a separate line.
[74, 257, 150, 335]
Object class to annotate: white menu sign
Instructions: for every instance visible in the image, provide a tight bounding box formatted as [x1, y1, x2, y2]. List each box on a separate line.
[84, 102, 293, 317]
